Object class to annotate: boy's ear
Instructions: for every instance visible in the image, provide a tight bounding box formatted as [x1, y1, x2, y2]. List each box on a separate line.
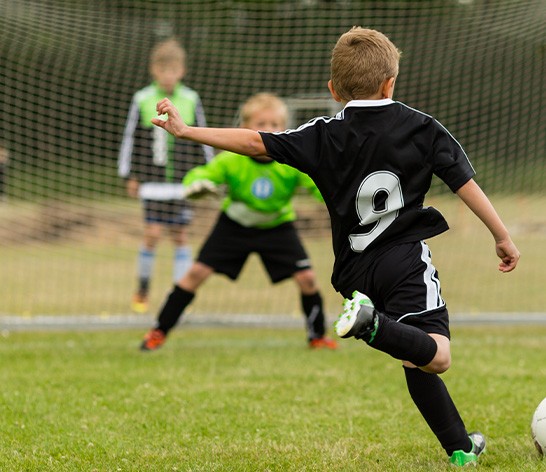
[382, 77, 396, 99]
[328, 80, 342, 102]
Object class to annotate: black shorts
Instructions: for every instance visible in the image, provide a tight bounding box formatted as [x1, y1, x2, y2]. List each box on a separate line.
[197, 213, 312, 283]
[143, 199, 193, 226]
[349, 241, 450, 339]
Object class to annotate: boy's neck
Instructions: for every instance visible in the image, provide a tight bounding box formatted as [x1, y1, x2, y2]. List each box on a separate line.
[155, 81, 181, 96]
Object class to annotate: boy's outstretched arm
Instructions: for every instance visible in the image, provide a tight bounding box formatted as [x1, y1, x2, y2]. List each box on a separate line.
[455, 179, 520, 272]
[151, 98, 267, 157]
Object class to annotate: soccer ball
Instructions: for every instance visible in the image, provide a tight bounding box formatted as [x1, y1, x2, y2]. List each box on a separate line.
[531, 397, 546, 456]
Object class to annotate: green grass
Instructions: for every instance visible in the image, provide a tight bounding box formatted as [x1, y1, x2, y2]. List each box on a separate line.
[1, 326, 545, 471]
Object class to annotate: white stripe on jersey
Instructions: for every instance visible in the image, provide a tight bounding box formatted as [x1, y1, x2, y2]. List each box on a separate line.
[420, 241, 445, 310]
[273, 114, 342, 135]
[118, 98, 140, 177]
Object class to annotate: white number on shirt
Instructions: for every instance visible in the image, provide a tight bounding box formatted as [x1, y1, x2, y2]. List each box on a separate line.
[349, 171, 404, 252]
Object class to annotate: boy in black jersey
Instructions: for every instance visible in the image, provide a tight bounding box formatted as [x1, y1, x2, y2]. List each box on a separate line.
[150, 27, 520, 466]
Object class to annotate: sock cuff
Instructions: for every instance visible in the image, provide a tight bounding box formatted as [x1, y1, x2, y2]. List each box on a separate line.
[173, 284, 194, 299]
[414, 336, 438, 367]
[372, 313, 438, 367]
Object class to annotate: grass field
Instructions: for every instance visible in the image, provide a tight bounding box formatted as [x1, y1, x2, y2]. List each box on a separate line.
[1, 326, 545, 471]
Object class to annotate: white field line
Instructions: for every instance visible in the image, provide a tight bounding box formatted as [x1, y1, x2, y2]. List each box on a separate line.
[2, 313, 546, 331]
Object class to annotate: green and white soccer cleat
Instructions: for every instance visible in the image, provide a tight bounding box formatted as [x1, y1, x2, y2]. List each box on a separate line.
[449, 432, 486, 467]
[334, 290, 377, 341]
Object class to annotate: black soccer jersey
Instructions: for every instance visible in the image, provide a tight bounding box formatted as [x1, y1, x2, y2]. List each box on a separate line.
[259, 99, 475, 292]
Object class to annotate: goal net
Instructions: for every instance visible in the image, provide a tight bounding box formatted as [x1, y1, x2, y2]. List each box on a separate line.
[1, 0, 544, 321]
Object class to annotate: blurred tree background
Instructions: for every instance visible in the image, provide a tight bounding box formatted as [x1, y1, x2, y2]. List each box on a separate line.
[1, 0, 544, 198]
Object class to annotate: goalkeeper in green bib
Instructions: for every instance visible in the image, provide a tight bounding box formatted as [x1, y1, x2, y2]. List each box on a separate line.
[140, 93, 338, 351]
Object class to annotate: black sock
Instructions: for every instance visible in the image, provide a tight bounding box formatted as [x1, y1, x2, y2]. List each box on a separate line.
[404, 366, 472, 456]
[301, 292, 326, 339]
[368, 312, 438, 367]
[156, 285, 195, 335]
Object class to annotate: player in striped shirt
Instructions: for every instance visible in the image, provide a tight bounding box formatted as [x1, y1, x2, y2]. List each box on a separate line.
[118, 38, 212, 314]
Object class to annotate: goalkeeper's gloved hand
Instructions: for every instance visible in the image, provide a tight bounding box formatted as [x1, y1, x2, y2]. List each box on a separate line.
[182, 180, 219, 200]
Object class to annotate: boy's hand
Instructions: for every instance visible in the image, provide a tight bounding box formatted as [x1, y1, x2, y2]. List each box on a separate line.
[182, 180, 219, 200]
[495, 238, 520, 273]
[152, 98, 187, 138]
[126, 178, 139, 198]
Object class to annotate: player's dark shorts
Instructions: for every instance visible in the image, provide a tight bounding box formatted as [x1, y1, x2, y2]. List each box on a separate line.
[197, 212, 312, 283]
[349, 241, 450, 339]
[143, 199, 193, 226]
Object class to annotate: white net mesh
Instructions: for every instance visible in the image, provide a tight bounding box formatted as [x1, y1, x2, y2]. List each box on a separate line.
[1, 0, 545, 319]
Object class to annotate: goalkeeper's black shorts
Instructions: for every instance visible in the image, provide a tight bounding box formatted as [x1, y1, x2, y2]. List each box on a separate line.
[197, 212, 312, 283]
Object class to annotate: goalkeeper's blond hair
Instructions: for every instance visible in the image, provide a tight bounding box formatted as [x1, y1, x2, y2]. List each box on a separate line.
[239, 93, 288, 127]
[331, 27, 401, 101]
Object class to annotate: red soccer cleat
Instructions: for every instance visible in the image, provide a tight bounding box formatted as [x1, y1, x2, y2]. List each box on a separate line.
[140, 329, 166, 351]
[309, 337, 339, 350]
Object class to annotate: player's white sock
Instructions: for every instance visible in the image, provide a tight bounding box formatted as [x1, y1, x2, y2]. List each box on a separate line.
[138, 247, 155, 286]
[173, 246, 192, 282]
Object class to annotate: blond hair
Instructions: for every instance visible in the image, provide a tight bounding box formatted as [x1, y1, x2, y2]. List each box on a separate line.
[239, 93, 288, 126]
[149, 38, 186, 67]
[331, 27, 401, 101]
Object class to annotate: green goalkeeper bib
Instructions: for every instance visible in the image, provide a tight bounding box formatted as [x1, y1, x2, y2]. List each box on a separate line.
[183, 151, 323, 228]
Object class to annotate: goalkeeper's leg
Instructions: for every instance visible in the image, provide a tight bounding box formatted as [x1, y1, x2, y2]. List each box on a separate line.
[293, 269, 338, 350]
[140, 262, 213, 351]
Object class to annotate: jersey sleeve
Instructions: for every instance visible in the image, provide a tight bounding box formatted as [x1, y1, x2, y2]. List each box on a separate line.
[118, 96, 140, 178]
[297, 171, 324, 203]
[182, 151, 229, 186]
[432, 120, 476, 192]
[259, 120, 322, 175]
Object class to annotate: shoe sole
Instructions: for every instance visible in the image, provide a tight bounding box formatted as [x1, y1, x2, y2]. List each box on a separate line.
[449, 432, 486, 467]
[140, 342, 163, 351]
[309, 341, 339, 350]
